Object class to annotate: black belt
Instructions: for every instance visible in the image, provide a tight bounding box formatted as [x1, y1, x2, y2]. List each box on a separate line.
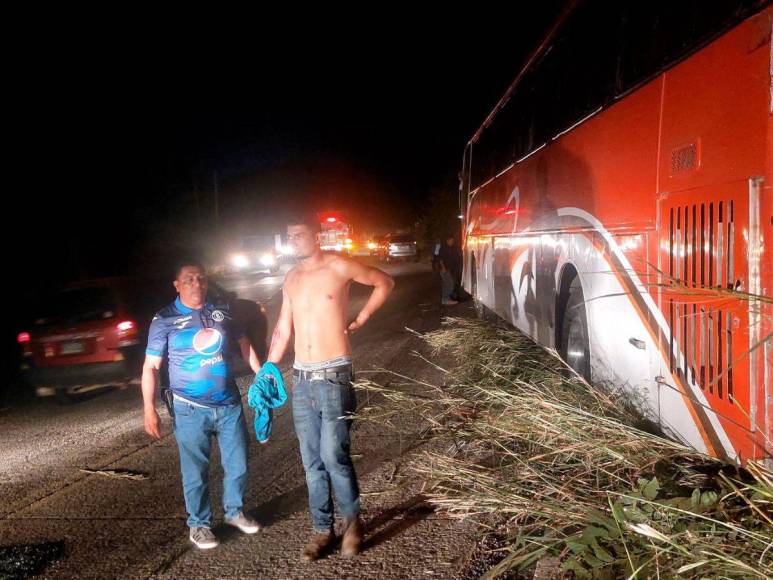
[293, 364, 353, 381]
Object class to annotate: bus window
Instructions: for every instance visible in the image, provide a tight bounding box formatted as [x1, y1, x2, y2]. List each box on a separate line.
[617, 0, 765, 97]
[466, 0, 765, 192]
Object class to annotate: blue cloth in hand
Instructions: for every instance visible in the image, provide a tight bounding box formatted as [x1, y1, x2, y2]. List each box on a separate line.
[247, 362, 287, 443]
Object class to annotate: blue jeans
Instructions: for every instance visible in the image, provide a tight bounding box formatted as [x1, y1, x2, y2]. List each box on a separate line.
[292, 373, 360, 532]
[441, 271, 455, 300]
[173, 398, 249, 528]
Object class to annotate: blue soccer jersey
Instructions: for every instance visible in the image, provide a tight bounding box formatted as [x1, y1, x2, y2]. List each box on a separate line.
[146, 296, 242, 406]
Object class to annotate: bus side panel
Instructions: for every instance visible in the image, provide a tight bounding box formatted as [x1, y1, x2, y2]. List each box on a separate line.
[464, 7, 772, 462]
[656, 8, 772, 461]
[558, 228, 710, 453]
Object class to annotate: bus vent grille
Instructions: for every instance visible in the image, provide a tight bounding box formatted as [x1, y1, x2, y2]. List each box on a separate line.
[670, 142, 698, 175]
[668, 201, 735, 400]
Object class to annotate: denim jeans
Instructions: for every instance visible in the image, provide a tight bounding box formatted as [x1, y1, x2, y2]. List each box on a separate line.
[441, 270, 455, 300]
[173, 398, 249, 528]
[292, 372, 360, 532]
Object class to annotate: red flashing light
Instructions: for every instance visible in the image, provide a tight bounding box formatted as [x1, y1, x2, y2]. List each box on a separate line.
[17, 332, 31, 344]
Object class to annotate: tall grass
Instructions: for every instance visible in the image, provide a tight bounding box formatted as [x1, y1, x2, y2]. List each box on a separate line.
[355, 318, 772, 578]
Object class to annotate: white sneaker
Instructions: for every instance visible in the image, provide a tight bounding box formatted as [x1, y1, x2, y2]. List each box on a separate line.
[189, 526, 219, 549]
[225, 512, 262, 534]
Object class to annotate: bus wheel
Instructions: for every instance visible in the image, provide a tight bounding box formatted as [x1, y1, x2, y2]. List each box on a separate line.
[559, 277, 591, 382]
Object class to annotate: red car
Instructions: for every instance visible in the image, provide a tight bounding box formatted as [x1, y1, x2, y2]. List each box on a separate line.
[17, 277, 170, 401]
[17, 277, 267, 402]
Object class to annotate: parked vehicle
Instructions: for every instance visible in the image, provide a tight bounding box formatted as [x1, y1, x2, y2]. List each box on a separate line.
[460, 1, 773, 463]
[17, 277, 267, 401]
[378, 233, 418, 262]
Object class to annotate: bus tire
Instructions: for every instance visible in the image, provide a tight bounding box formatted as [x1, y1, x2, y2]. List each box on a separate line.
[559, 276, 591, 382]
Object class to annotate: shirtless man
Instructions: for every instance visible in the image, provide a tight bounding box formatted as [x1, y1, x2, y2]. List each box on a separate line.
[266, 214, 394, 561]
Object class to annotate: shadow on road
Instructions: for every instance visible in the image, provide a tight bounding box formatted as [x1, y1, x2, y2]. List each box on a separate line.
[362, 494, 434, 552]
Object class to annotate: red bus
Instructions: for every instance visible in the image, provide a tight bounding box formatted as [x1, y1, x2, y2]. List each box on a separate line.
[460, 1, 772, 464]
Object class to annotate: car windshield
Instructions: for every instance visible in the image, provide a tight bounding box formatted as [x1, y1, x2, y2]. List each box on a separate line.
[390, 235, 414, 243]
[36, 287, 118, 326]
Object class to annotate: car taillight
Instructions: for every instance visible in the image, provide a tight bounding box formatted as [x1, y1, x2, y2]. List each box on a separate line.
[17, 332, 31, 344]
[117, 320, 136, 334]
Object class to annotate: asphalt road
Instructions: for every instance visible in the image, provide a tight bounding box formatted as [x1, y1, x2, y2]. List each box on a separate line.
[0, 258, 482, 578]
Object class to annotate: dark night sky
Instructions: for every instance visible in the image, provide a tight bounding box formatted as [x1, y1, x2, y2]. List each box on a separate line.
[9, 5, 565, 299]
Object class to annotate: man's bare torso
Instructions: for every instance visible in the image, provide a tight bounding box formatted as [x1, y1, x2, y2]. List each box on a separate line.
[285, 253, 352, 364]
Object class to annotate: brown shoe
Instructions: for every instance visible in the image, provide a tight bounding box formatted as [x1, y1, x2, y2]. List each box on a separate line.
[341, 516, 364, 558]
[301, 531, 335, 562]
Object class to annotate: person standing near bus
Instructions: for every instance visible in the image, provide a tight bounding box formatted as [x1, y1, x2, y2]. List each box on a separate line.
[141, 259, 262, 550]
[266, 213, 394, 562]
[438, 235, 463, 305]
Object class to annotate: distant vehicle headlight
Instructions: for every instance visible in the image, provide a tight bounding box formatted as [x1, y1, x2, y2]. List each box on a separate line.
[260, 253, 276, 266]
[232, 253, 249, 268]
[278, 244, 294, 256]
[367, 242, 377, 250]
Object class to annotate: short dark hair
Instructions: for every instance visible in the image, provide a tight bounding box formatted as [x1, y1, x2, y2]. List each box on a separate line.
[174, 258, 206, 279]
[286, 211, 321, 233]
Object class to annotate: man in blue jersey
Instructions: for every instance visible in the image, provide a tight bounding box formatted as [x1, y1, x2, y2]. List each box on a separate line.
[141, 259, 262, 549]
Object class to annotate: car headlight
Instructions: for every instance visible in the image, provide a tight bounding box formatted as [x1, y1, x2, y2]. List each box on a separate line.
[231, 254, 249, 268]
[260, 253, 276, 266]
[367, 242, 377, 250]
